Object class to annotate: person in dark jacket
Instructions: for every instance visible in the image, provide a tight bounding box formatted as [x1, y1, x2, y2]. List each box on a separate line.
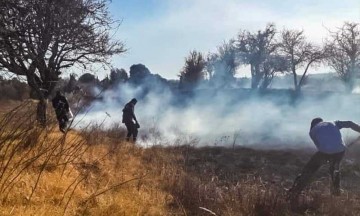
[52, 91, 70, 133]
[122, 98, 139, 142]
[289, 118, 360, 204]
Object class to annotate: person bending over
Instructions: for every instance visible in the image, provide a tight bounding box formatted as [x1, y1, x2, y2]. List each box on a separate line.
[289, 118, 360, 202]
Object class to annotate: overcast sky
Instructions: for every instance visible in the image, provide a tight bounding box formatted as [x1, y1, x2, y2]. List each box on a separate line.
[107, 0, 360, 79]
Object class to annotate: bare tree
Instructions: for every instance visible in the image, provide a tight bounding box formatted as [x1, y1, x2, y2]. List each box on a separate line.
[207, 40, 239, 88]
[179, 51, 206, 90]
[64, 73, 78, 93]
[236, 24, 279, 89]
[279, 29, 323, 93]
[260, 55, 289, 89]
[325, 22, 360, 91]
[0, 0, 125, 124]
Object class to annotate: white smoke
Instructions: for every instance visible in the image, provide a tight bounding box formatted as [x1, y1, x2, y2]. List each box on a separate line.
[353, 86, 360, 94]
[74, 83, 360, 148]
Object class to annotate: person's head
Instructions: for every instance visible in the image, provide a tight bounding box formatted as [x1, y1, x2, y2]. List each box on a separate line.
[310, 117, 323, 130]
[56, 90, 62, 97]
[130, 98, 137, 105]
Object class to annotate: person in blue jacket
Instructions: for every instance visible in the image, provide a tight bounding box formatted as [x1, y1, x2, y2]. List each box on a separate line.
[289, 117, 360, 202]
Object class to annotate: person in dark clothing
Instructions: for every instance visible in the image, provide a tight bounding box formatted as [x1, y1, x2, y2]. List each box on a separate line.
[122, 98, 139, 142]
[289, 118, 360, 204]
[52, 91, 70, 133]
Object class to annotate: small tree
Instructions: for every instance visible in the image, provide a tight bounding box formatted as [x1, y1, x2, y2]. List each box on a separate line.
[279, 29, 323, 93]
[207, 40, 239, 88]
[64, 73, 78, 93]
[325, 22, 360, 91]
[128, 64, 151, 85]
[260, 55, 289, 89]
[0, 0, 125, 124]
[110, 68, 128, 85]
[179, 51, 206, 90]
[236, 24, 279, 89]
[78, 73, 96, 84]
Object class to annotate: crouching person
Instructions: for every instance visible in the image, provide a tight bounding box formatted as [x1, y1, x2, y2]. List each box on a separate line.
[289, 118, 360, 204]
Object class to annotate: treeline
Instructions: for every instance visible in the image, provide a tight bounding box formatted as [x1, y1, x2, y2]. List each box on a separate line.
[0, 76, 29, 100]
[3, 22, 360, 102]
[179, 22, 360, 93]
[60, 64, 172, 97]
[77, 22, 359, 97]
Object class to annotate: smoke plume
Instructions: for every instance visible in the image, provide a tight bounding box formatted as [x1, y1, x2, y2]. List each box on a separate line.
[74, 78, 360, 149]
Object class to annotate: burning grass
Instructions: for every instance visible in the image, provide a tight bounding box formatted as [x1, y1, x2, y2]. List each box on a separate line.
[0, 101, 360, 215]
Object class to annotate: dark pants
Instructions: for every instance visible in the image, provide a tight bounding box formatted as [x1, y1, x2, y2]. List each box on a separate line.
[289, 151, 345, 200]
[56, 109, 69, 132]
[124, 121, 138, 141]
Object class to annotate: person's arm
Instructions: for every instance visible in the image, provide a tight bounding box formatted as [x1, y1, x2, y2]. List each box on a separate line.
[132, 108, 138, 123]
[309, 130, 319, 146]
[128, 104, 138, 123]
[335, 121, 360, 133]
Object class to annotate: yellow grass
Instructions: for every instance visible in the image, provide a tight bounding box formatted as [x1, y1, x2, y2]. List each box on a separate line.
[1, 101, 360, 215]
[0, 130, 177, 216]
[0, 101, 177, 215]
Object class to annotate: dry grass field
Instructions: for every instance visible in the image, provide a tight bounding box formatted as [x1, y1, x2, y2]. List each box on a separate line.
[0, 100, 360, 215]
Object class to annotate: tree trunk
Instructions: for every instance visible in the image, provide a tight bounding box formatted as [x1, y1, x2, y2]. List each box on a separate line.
[250, 64, 256, 89]
[292, 70, 297, 91]
[295, 84, 301, 95]
[347, 60, 356, 92]
[260, 71, 274, 90]
[251, 64, 261, 89]
[251, 77, 258, 89]
[36, 99, 47, 127]
[345, 80, 355, 93]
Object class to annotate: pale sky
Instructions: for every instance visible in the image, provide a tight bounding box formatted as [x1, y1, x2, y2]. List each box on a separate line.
[106, 0, 360, 79]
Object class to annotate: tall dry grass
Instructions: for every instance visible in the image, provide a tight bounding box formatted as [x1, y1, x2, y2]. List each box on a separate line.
[0, 101, 175, 215]
[1, 101, 360, 215]
[148, 145, 360, 216]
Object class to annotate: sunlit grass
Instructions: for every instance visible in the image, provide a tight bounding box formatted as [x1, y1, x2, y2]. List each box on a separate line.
[0, 101, 360, 215]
